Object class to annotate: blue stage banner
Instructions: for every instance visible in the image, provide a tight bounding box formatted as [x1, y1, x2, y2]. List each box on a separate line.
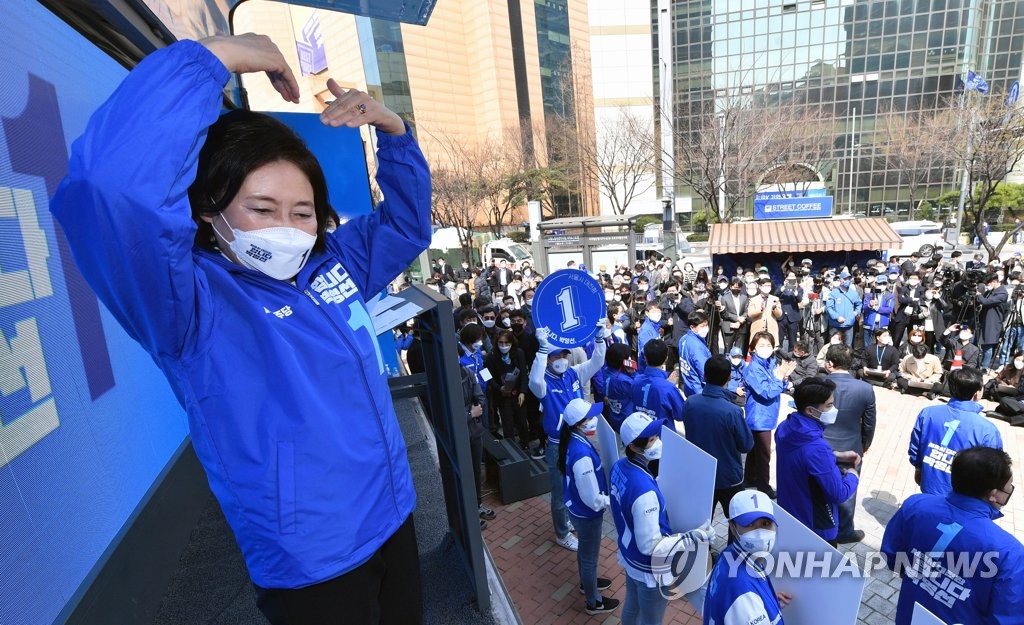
[753, 196, 834, 220]
[1, 2, 189, 623]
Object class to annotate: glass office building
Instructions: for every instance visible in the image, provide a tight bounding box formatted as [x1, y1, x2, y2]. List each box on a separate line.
[658, 0, 1024, 218]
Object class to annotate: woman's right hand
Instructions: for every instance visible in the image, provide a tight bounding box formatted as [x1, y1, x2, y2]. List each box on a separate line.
[199, 33, 300, 103]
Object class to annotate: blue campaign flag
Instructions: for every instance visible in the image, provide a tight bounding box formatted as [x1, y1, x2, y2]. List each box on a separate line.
[1007, 81, 1020, 107]
[531, 269, 606, 349]
[753, 196, 834, 220]
[965, 70, 989, 94]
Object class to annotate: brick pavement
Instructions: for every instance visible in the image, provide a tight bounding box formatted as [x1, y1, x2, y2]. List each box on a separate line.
[479, 386, 1024, 624]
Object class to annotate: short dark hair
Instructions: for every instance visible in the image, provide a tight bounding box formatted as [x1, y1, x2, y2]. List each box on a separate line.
[951, 447, 1012, 499]
[985, 272, 1000, 285]
[687, 311, 708, 327]
[749, 331, 775, 350]
[793, 377, 835, 414]
[458, 293, 473, 307]
[459, 323, 484, 345]
[704, 355, 731, 386]
[644, 339, 668, 367]
[509, 309, 527, 321]
[473, 296, 491, 309]
[189, 110, 332, 254]
[826, 344, 852, 369]
[910, 343, 929, 359]
[874, 328, 890, 340]
[947, 367, 983, 400]
[457, 309, 478, 325]
[606, 343, 632, 369]
[794, 340, 809, 353]
[646, 301, 661, 312]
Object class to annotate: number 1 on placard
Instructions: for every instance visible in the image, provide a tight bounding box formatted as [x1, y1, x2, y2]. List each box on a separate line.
[556, 286, 580, 332]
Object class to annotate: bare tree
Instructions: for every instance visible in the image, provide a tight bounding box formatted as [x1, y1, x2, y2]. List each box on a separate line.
[952, 91, 1024, 259]
[578, 107, 657, 215]
[876, 110, 958, 219]
[428, 134, 487, 263]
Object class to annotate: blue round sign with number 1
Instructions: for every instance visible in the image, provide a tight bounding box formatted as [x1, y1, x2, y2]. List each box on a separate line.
[531, 268, 607, 349]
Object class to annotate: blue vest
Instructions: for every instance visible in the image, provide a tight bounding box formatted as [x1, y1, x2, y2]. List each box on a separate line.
[541, 367, 583, 438]
[704, 543, 784, 625]
[632, 368, 684, 422]
[910, 400, 1003, 496]
[458, 347, 487, 390]
[564, 433, 608, 519]
[602, 368, 636, 430]
[610, 457, 671, 574]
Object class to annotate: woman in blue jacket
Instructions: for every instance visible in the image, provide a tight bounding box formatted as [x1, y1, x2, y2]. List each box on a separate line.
[559, 399, 619, 615]
[743, 332, 795, 498]
[50, 35, 431, 624]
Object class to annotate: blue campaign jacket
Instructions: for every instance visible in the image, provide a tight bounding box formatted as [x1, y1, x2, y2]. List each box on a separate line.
[678, 331, 712, 397]
[601, 367, 636, 431]
[826, 286, 862, 329]
[564, 432, 608, 519]
[882, 492, 1024, 625]
[637, 318, 662, 370]
[862, 290, 895, 330]
[49, 42, 432, 589]
[909, 400, 1003, 496]
[610, 457, 672, 577]
[743, 355, 787, 431]
[704, 543, 784, 625]
[458, 344, 487, 391]
[775, 412, 859, 541]
[682, 386, 753, 489]
[727, 361, 746, 394]
[632, 368, 684, 422]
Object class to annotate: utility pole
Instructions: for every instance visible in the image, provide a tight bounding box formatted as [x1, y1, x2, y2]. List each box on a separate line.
[657, 0, 676, 257]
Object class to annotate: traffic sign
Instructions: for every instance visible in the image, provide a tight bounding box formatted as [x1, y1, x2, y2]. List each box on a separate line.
[531, 268, 606, 348]
[1007, 80, 1020, 106]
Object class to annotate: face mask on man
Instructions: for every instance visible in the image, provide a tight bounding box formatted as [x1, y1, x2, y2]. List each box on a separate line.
[647, 311, 662, 323]
[214, 212, 316, 281]
[482, 319, 496, 328]
[960, 331, 972, 342]
[695, 326, 710, 338]
[730, 357, 743, 366]
[551, 358, 570, 374]
[501, 318, 511, 328]
[815, 405, 839, 425]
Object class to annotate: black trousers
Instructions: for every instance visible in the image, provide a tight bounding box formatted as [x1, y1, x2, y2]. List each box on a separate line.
[255, 515, 423, 625]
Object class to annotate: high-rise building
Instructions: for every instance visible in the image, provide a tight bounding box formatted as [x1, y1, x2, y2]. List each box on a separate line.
[657, 0, 1024, 219]
[234, 0, 597, 218]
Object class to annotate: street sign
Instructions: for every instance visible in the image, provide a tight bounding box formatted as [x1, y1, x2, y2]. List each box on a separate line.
[1007, 81, 1020, 107]
[531, 269, 606, 348]
[754, 196, 834, 220]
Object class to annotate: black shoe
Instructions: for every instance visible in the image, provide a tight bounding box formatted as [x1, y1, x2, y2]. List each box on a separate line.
[836, 530, 865, 544]
[480, 519, 488, 530]
[579, 578, 613, 594]
[585, 597, 620, 615]
[530, 445, 545, 460]
[479, 504, 497, 521]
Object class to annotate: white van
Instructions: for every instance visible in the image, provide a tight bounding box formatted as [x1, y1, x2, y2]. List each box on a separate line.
[888, 221, 950, 257]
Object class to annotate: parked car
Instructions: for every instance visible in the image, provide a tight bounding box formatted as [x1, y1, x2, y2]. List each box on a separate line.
[887, 220, 951, 258]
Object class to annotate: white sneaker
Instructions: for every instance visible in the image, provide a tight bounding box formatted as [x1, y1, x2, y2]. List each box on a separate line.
[567, 519, 576, 533]
[556, 533, 579, 551]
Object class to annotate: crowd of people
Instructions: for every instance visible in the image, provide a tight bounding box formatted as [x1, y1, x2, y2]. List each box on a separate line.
[400, 251, 1022, 625]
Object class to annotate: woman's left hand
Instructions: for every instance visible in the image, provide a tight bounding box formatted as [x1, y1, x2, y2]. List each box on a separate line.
[319, 78, 405, 135]
[776, 591, 793, 608]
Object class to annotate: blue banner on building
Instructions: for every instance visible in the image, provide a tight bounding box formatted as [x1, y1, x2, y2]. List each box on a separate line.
[753, 196, 834, 220]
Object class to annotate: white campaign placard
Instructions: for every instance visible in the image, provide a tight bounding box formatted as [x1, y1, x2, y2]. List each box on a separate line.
[911, 602, 948, 625]
[595, 414, 622, 484]
[768, 504, 867, 625]
[657, 425, 717, 595]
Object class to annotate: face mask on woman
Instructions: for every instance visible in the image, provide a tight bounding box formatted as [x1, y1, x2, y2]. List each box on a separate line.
[755, 346, 774, 360]
[471, 341, 483, 352]
[214, 212, 315, 281]
[647, 311, 662, 323]
[1014, 359, 1024, 370]
[730, 357, 743, 366]
[498, 344, 511, 354]
[580, 418, 598, 436]
[501, 318, 511, 328]
[642, 438, 663, 461]
[738, 528, 776, 555]
[551, 358, 569, 374]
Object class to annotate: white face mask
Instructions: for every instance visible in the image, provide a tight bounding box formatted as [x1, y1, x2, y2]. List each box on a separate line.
[960, 332, 972, 342]
[214, 213, 315, 280]
[642, 438, 663, 461]
[1015, 359, 1024, 370]
[501, 318, 511, 328]
[525, 298, 533, 306]
[498, 345, 511, 354]
[909, 280, 920, 287]
[816, 406, 839, 425]
[731, 357, 743, 366]
[482, 319, 496, 328]
[910, 336, 923, 344]
[471, 341, 483, 352]
[647, 311, 662, 323]
[738, 528, 776, 555]
[695, 326, 710, 338]
[551, 358, 570, 374]
[755, 346, 774, 360]
[760, 285, 772, 294]
[580, 418, 598, 436]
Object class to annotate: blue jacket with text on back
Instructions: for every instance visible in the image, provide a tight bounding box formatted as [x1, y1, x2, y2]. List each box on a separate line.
[49, 41, 432, 589]
[881, 492, 1024, 625]
[601, 366, 636, 431]
[775, 411, 859, 541]
[678, 330, 712, 397]
[681, 385, 753, 490]
[631, 367, 684, 422]
[908, 399, 1003, 496]
[704, 542, 784, 625]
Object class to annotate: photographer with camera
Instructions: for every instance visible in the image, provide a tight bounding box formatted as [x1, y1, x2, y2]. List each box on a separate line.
[941, 323, 982, 370]
[997, 282, 1024, 367]
[862, 275, 895, 349]
[976, 272, 1008, 370]
[890, 273, 926, 349]
[779, 270, 804, 352]
[921, 279, 950, 356]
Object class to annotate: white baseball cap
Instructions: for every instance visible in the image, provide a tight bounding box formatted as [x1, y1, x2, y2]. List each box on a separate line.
[729, 489, 777, 527]
[619, 412, 663, 447]
[563, 398, 603, 426]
